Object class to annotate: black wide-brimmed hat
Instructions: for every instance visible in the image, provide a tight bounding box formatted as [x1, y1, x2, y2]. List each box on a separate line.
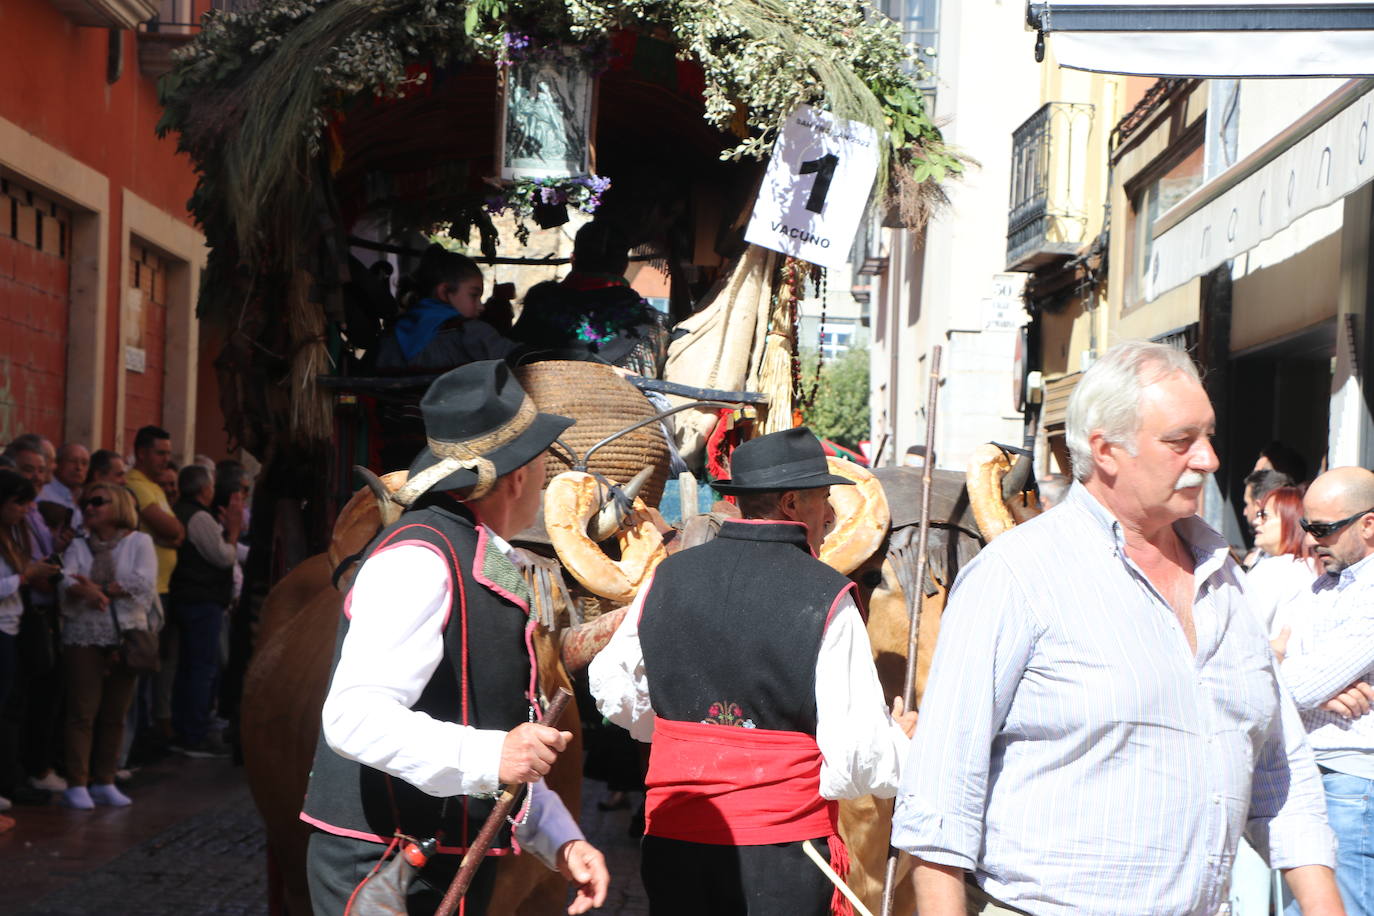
[394, 361, 573, 506]
[711, 427, 855, 495]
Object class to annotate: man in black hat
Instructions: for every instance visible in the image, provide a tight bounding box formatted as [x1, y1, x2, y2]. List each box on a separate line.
[301, 360, 609, 915]
[590, 426, 916, 916]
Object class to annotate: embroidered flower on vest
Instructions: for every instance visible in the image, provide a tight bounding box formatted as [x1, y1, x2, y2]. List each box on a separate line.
[701, 701, 756, 728]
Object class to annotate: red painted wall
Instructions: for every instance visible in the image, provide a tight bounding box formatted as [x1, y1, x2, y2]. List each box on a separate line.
[0, 235, 69, 442]
[0, 0, 209, 452]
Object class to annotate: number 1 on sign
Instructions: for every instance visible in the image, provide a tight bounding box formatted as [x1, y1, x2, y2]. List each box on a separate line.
[798, 154, 839, 214]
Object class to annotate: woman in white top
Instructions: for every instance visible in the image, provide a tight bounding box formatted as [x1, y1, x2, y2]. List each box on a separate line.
[57, 482, 157, 809]
[0, 469, 61, 827]
[1246, 484, 1321, 638]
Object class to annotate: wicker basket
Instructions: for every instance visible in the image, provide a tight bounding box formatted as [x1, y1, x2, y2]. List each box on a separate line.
[514, 361, 672, 508]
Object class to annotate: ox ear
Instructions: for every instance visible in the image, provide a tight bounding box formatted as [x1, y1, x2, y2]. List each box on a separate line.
[354, 466, 402, 528]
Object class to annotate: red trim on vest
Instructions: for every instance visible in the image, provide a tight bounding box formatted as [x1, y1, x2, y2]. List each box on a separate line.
[644, 717, 836, 846]
[320, 520, 511, 856]
[344, 539, 455, 626]
[824, 581, 858, 631]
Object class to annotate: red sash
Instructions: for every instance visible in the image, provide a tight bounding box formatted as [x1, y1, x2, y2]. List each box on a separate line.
[644, 717, 836, 845]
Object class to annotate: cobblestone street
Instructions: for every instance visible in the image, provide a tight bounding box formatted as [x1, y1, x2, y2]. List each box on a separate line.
[5, 756, 647, 916]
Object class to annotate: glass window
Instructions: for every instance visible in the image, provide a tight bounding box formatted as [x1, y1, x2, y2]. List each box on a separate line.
[1206, 79, 1241, 179]
[1130, 143, 1204, 302]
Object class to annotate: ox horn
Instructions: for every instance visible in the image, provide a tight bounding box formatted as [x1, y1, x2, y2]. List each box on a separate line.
[354, 466, 402, 528]
[588, 466, 654, 542]
[1000, 452, 1033, 505]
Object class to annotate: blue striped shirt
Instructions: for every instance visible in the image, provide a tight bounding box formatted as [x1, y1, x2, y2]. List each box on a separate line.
[892, 482, 1335, 916]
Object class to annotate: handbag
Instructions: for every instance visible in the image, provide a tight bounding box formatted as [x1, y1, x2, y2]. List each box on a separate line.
[108, 598, 160, 673]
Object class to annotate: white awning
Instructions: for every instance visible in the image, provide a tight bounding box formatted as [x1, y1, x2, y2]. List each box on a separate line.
[1030, 2, 1374, 77]
[1147, 78, 1374, 300]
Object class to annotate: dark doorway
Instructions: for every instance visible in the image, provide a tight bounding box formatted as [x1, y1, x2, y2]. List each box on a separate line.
[1221, 320, 1334, 546]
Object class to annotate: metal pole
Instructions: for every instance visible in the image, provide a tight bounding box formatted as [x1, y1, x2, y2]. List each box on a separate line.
[878, 345, 942, 916]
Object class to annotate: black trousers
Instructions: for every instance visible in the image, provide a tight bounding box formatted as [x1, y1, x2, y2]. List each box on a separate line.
[641, 834, 833, 916]
[306, 830, 498, 916]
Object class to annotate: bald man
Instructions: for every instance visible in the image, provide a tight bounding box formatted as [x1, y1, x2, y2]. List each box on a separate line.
[1273, 466, 1374, 916]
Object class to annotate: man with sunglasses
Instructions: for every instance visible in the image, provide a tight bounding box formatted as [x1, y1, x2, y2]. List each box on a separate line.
[1272, 466, 1374, 916]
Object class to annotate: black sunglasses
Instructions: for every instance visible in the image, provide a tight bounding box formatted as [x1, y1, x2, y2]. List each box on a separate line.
[1300, 508, 1374, 539]
[81, 496, 111, 509]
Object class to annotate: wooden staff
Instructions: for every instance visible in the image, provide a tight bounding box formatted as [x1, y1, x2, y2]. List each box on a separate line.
[435, 686, 575, 916]
[879, 345, 942, 916]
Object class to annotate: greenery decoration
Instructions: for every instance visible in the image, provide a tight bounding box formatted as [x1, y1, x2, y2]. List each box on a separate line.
[153, 0, 960, 459]
[158, 0, 961, 264]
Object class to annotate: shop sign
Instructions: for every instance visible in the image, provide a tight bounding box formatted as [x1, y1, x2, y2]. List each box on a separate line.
[745, 105, 880, 269]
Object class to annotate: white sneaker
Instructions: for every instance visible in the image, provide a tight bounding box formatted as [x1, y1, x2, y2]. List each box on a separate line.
[89, 784, 131, 807]
[0, 795, 11, 812]
[60, 786, 94, 810]
[30, 772, 68, 792]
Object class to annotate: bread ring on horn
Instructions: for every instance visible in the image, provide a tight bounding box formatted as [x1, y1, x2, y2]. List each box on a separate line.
[819, 458, 891, 576]
[966, 443, 1017, 542]
[545, 471, 668, 605]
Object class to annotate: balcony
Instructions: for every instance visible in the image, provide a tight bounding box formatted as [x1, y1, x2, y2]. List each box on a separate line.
[1006, 102, 1095, 273]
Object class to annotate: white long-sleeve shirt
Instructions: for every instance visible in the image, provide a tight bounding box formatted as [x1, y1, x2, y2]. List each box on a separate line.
[1282, 551, 1374, 778]
[589, 587, 911, 800]
[320, 534, 582, 868]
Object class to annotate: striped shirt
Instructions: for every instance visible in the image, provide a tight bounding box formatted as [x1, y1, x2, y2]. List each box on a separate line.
[892, 482, 1335, 916]
[1282, 550, 1374, 778]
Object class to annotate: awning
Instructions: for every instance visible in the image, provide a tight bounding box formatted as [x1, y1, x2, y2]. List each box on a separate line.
[1028, 2, 1374, 77]
[1147, 78, 1374, 300]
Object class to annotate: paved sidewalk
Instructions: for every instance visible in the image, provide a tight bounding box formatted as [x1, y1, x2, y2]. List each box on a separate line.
[9, 759, 648, 915]
[577, 781, 649, 916]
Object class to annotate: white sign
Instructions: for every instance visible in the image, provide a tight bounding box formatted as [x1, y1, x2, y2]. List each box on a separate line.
[983, 273, 1026, 331]
[125, 346, 146, 374]
[982, 298, 1024, 331]
[745, 106, 880, 269]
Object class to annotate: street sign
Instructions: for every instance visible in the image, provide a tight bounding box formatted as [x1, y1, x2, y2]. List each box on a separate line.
[982, 273, 1027, 331]
[745, 105, 880, 269]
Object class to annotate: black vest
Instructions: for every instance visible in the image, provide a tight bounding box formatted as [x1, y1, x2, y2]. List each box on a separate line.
[638, 520, 854, 735]
[168, 500, 233, 606]
[301, 495, 536, 852]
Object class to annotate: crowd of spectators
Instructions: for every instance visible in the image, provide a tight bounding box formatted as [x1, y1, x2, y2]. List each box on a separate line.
[0, 425, 250, 831]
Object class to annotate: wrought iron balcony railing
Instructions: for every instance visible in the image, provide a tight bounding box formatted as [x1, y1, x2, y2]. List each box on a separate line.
[1006, 101, 1095, 273]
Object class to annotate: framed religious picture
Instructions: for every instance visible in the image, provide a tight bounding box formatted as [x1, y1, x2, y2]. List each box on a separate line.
[497, 55, 597, 180]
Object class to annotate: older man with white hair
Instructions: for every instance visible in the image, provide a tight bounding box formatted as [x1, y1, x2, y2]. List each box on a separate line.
[891, 340, 1342, 916]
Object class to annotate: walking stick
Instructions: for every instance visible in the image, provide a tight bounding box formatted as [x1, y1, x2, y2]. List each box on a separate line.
[878, 345, 942, 916]
[434, 686, 575, 916]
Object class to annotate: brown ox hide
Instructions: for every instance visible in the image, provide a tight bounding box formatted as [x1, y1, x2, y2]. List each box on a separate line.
[835, 468, 985, 916]
[241, 485, 582, 916]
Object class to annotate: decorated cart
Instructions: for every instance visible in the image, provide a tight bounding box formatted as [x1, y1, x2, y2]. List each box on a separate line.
[156, 0, 975, 912]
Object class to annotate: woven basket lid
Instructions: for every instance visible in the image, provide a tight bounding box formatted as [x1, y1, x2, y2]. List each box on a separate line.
[514, 360, 671, 508]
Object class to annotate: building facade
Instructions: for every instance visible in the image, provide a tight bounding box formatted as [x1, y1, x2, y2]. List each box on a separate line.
[864, 0, 1042, 470]
[1017, 65, 1374, 546]
[0, 0, 216, 460]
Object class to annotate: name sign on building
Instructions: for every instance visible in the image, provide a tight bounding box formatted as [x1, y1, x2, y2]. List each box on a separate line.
[745, 106, 879, 269]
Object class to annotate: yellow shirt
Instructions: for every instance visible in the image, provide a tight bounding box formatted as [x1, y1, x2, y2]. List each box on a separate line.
[126, 468, 178, 595]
